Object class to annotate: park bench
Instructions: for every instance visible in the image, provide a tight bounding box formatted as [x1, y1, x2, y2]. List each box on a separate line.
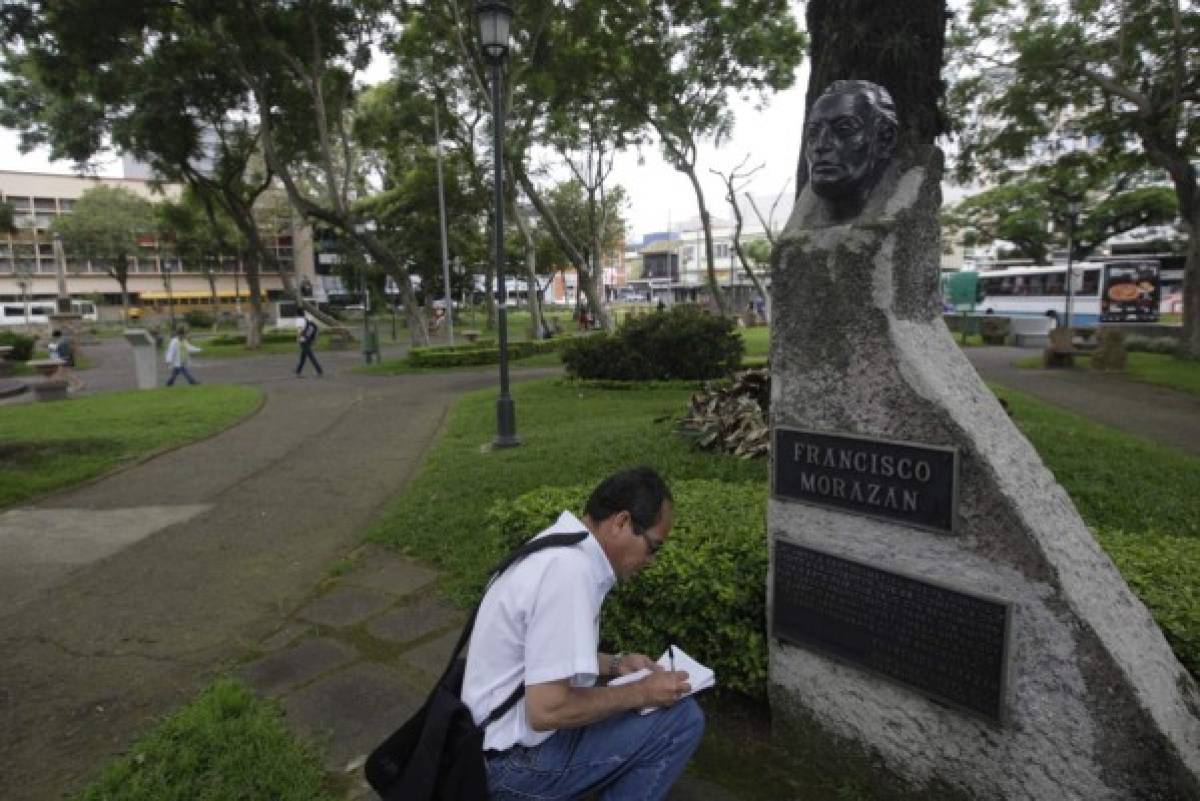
[26, 358, 66, 378]
[1009, 315, 1055, 348]
[461, 329, 481, 343]
[31, 376, 69, 402]
[979, 316, 1011, 345]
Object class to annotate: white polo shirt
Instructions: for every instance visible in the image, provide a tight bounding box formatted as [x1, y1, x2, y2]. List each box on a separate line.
[462, 511, 616, 751]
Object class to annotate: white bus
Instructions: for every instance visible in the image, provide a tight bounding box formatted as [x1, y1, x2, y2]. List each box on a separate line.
[976, 260, 1160, 325]
[0, 299, 99, 327]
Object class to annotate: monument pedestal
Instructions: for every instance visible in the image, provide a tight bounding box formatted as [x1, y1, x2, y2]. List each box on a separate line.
[768, 146, 1200, 799]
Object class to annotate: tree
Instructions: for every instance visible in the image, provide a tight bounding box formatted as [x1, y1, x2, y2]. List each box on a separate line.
[52, 186, 155, 322]
[711, 156, 771, 319]
[157, 190, 244, 329]
[949, 0, 1200, 356]
[944, 157, 1178, 264]
[615, 0, 805, 316]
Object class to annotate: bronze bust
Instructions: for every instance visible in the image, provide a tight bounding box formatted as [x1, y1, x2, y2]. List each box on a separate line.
[804, 80, 898, 218]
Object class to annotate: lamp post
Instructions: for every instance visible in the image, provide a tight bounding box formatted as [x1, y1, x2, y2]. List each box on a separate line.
[434, 96, 455, 346]
[479, 0, 519, 448]
[1064, 199, 1082, 330]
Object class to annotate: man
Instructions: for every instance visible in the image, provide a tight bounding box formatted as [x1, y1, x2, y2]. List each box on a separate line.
[463, 467, 703, 800]
[804, 79, 898, 217]
[295, 310, 323, 377]
[164, 326, 201, 386]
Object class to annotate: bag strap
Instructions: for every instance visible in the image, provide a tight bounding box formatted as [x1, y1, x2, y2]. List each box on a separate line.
[442, 530, 589, 724]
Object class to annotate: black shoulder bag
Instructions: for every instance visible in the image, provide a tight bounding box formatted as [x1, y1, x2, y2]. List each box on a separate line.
[365, 531, 589, 801]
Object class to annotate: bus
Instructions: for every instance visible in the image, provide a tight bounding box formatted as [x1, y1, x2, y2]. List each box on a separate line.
[975, 260, 1160, 324]
[0, 299, 99, 327]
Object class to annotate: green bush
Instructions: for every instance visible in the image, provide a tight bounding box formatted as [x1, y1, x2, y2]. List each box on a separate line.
[487, 479, 769, 698]
[0, 331, 36, 361]
[183, 310, 215, 328]
[561, 305, 743, 380]
[407, 338, 561, 368]
[207, 330, 296, 346]
[1098, 528, 1200, 678]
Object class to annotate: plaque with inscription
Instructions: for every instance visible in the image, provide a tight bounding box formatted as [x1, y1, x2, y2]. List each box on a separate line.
[773, 427, 959, 533]
[773, 541, 1011, 722]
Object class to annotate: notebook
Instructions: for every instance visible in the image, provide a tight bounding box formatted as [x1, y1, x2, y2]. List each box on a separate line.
[608, 645, 715, 714]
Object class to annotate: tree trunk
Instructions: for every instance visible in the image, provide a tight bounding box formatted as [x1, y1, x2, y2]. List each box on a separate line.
[1182, 206, 1200, 359]
[798, 0, 950, 193]
[723, 183, 770, 320]
[511, 199, 548, 338]
[243, 257, 265, 349]
[680, 163, 726, 315]
[207, 271, 220, 332]
[510, 160, 613, 331]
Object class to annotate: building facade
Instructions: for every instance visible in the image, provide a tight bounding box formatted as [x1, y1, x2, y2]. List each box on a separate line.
[0, 170, 314, 321]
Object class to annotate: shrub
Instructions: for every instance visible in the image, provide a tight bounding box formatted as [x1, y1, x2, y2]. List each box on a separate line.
[1090, 329, 1127, 371]
[486, 479, 770, 698]
[207, 330, 296, 346]
[561, 305, 743, 381]
[1098, 528, 1200, 679]
[0, 331, 36, 361]
[184, 310, 215, 328]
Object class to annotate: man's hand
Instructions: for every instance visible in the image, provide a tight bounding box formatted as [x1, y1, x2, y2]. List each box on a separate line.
[637, 670, 692, 708]
[617, 653, 660, 675]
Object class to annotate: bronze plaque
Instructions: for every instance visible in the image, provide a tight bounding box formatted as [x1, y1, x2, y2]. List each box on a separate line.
[773, 427, 959, 533]
[773, 541, 1010, 722]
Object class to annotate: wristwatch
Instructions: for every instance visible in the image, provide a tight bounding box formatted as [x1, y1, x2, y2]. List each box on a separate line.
[609, 652, 625, 676]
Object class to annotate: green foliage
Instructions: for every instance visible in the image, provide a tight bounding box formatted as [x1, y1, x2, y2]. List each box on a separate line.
[488, 480, 770, 698]
[72, 679, 334, 801]
[562, 306, 744, 380]
[51, 186, 155, 285]
[0, 330, 36, 361]
[1098, 529, 1200, 678]
[406, 338, 563, 369]
[183, 310, 215, 329]
[0, 385, 261, 510]
[1125, 336, 1183, 356]
[0, 199, 15, 234]
[206, 331, 296, 347]
[366, 379, 765, 604]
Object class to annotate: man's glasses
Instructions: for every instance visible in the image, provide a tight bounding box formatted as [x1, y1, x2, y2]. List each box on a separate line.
[639, 530, 664, 555]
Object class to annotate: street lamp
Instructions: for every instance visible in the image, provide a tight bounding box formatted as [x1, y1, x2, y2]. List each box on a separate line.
[479, 0, 519, 448]
[1064, 199, 1082, 330]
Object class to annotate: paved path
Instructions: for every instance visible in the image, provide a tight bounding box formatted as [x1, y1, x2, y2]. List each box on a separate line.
[964, 346, 1200, 458]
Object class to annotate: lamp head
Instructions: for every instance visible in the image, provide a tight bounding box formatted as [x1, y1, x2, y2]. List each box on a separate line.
[477, 0, 513, 60]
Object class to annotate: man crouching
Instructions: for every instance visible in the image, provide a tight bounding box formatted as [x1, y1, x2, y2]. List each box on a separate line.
[463, 466, 703, 800]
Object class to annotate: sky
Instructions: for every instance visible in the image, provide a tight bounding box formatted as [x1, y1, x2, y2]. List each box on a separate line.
[0, 4, 810, 245]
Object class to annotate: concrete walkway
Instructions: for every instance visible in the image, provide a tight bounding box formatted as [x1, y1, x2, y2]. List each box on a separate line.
[964, 345, 1200, 458]
[0, 341, 733, 800]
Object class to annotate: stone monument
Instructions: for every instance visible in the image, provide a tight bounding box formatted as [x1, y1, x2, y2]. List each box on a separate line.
[767, 80, 1200, 799]
[47, 233, 84, 339]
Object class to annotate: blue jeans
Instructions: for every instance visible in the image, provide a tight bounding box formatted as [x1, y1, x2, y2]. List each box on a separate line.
[166, 365, 198, 385]
[296, 343, 323, 375]
[485, 698, 704, 801]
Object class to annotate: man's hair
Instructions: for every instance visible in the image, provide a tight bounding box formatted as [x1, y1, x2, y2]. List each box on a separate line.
[821, 79, 898, 133]
[176, 326, 186, 336]
[584, 466, 672, 534]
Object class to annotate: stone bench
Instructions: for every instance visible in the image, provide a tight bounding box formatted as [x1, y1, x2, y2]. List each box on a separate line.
[26, 358, 66, 378]
[1009, 315, 1055, 347]
[32, 377, 69, 402]
[461, 330, 481, 343]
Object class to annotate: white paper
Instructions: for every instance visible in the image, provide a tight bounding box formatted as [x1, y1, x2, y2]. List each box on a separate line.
[606, 645, 715, 713]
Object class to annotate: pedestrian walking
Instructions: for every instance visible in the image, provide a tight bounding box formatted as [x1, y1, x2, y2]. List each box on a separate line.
[295, 311, 324, 377]
[164, 326, 201, 386]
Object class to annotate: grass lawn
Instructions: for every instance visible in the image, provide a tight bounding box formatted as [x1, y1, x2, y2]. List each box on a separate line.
[194, 340, 299, 359]
[72, 679, 337, 801]
[1013, 351, 1200, 398]
[367, 379, 764, 603]
[0, 384, 262, 509]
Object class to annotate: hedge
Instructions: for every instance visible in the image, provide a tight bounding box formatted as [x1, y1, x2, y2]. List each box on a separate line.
[206, 330, 298, 346]
[0, 331, 36, 361]
[561, 305, 743, 380]
[486, 479, 769, 698]
[406, 337, 563, 368]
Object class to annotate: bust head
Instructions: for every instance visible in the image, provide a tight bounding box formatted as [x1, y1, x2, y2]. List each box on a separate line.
[804, 81, 898, 205]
